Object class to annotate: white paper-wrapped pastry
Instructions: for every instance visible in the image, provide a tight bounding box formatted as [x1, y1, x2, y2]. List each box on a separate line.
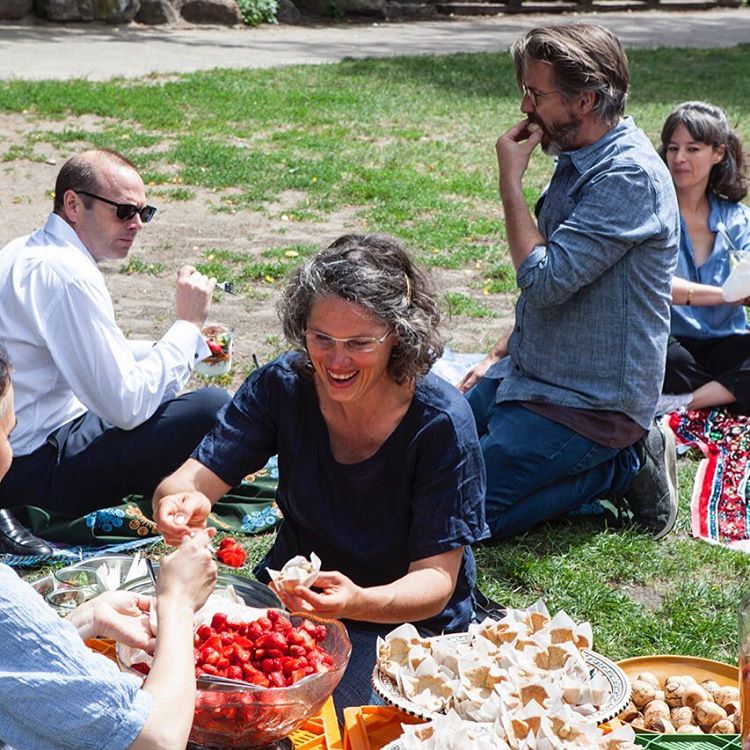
[397, 669, 456, 714]
[193, 586, 264, 626]
[266, 551, 321, 592]
[395, 711, 505, 750]
[454, 689, 503, 723]
[375, 601, 624, 746]
[457, 659, 506, 703]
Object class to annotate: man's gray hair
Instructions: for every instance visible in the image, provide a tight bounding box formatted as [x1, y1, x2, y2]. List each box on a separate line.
[279, 234, 444, 384]
[512, 24, 629, 126]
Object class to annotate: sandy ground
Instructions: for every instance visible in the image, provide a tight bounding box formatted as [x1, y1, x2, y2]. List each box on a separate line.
[0, 112, 511, 392]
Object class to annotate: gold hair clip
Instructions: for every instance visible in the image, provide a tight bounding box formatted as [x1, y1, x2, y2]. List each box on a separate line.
[404, 273, 412, 305]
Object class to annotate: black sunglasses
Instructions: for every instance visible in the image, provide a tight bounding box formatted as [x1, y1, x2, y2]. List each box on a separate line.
[75, 190, 157, 223]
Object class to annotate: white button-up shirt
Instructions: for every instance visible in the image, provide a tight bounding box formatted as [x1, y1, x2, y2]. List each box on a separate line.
[0, 213, 210, 456]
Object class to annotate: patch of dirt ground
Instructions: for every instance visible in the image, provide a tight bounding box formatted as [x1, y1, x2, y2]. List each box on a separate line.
[0, 113, 514, 393]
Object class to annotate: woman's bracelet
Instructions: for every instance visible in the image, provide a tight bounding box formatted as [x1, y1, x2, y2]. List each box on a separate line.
[686, 282, 694, 306]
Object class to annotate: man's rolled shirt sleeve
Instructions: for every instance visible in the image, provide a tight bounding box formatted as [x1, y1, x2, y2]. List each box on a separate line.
[40, 275, 207, 430]
[518, 167, 666, 307]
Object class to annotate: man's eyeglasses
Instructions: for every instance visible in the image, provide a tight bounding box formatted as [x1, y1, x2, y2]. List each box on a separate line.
[522, 85, 561, 107]
[304, 329, 390, 354]
[75, 190, 157, 223]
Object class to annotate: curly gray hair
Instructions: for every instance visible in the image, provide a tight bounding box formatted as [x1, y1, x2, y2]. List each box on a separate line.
[279, 234, 444, 384]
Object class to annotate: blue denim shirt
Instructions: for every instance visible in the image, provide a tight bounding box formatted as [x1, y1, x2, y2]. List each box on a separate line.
[496, 117, 679, 429]
[0, 564, 150, 750]
[671, 195, 750, 340]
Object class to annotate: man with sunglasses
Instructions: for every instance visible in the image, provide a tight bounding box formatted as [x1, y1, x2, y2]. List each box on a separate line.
[462, 25, 682, 542]
[0, 149, 229, 554]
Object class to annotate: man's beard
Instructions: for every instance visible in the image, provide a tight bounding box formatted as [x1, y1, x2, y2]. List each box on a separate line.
[535, 116, 583, 155]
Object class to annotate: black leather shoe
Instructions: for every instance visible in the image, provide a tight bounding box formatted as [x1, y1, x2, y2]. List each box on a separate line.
[0, 509, 54, 556]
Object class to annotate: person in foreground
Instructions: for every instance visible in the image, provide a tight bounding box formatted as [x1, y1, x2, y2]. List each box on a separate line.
[460, 24, 680, 541]
[0, 343, 218, 750]
[152, 233, 489, 709]
[0, 148, 229, 556]
[656, 101, 750, 415]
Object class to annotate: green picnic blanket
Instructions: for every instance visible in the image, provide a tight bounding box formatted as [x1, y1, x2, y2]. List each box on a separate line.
[8, 468, 280, 546]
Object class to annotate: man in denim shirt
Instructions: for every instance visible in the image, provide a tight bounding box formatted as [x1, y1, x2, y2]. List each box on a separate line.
[462, 24, 680, 541]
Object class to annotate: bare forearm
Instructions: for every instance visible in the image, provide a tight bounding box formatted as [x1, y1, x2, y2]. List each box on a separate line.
[153, 458, 229, 508]
[154, 462, 201, 504]
[348, 568, 454, 625]
[130, 598, 196, 750]
[672, 277, 725, 307]
[500, 180, 545, 270]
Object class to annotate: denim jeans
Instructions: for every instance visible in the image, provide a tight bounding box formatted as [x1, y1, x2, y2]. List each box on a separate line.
[466, 378, 640, 540]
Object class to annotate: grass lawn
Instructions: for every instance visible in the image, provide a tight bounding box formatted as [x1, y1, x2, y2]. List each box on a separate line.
[4, 46, 750, 665]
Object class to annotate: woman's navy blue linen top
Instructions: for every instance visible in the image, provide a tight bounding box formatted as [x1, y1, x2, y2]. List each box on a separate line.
[194, 352, 488, 634]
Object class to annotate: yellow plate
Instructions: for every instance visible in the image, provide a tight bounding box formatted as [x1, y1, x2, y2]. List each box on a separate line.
[617, 654, 738, 688]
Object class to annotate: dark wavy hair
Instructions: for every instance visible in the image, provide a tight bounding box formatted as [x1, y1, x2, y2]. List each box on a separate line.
[53, 149, 138, 214]
[511, 24, 629, 126]
[659, 101, 747, 202]
[0, 344, 10, 405]
[279, 234, 443, 384]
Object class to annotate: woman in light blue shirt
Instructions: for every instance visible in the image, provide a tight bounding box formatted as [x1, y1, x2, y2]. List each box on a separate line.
[0, 344, 218, 750]
[658, 101, 750, 414]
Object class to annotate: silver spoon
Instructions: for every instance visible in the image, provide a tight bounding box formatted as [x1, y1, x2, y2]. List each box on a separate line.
[196, 673, 258, 690]
[145, 558, 158, 590]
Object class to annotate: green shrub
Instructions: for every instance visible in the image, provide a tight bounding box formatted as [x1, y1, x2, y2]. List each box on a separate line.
[237, 0, 278, 26]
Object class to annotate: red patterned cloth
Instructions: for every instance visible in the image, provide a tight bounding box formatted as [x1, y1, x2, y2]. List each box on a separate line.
[668, 408, 750, 551]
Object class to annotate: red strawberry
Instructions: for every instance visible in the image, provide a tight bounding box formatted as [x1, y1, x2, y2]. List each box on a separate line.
[226, 665, 243, 681]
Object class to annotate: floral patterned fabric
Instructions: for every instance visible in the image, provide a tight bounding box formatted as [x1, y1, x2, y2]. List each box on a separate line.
[668, 408, 750, 551]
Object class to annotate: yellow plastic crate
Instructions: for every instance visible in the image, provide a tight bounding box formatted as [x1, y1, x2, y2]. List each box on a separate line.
[343, 705, 426, 750]
[291, 697, 343, 749]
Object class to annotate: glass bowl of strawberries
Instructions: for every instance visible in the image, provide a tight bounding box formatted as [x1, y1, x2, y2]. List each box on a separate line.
[118, 607, 352, 749]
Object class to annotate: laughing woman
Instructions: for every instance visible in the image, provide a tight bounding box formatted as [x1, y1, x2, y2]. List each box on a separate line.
[658, 101, 750, 414]
[152, 234, 488, 710]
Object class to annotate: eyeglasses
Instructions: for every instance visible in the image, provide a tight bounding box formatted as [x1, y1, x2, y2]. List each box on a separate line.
[304, 329, 391, 354]
[75, 190, 157, 223]
[522, 85, 561, 107]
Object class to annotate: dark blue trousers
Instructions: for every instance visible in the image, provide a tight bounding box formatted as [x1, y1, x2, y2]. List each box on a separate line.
[0, 388, 229, 516]
[466, 378, 640, 540]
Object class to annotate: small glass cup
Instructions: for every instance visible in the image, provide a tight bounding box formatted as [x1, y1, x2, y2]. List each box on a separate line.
[196, 324, 234, 377]
[53, 566, 100, 590]
[45, 588, 88, 616]
[52, 566, 102, 607]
